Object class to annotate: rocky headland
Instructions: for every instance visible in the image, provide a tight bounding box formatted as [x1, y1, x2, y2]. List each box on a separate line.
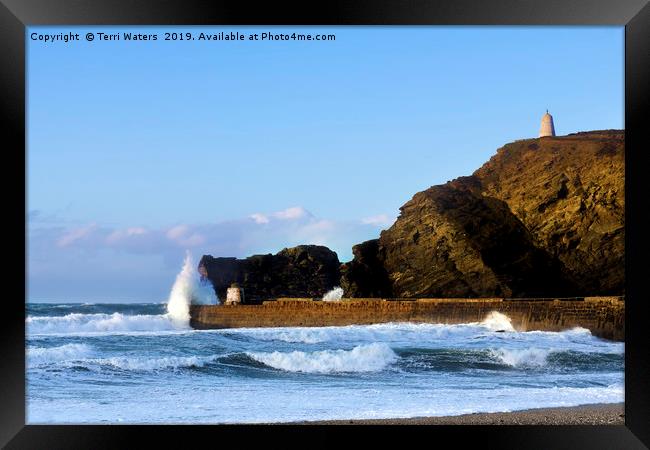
[200, 130, 624, 301]
[199, 245, 340, 304]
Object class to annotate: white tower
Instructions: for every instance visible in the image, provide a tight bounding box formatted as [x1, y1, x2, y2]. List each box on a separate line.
[539, 110, 556, 137]
[225, 283, 243, 305]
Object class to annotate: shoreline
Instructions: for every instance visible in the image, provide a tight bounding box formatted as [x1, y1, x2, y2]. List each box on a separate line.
[279, 403, 624, 425]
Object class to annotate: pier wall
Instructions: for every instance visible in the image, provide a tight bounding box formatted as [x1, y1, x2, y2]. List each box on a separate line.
[189, 297, 624, 341]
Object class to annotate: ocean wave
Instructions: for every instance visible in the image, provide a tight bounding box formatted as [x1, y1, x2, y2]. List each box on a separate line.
[94, 355, 217, 371]
[235, 328, 328, 344]
[31, 354, 219, 372]
[233, 322, 492, 345]
[229, 321, 623, 352]
[26, 312, 184, 335]
[27, 343, 217, 372]
[27, 343, 94, 365]
[479, 311, 516, 332]
[246, 343, 398, 373]
[489, 348, 553, 368]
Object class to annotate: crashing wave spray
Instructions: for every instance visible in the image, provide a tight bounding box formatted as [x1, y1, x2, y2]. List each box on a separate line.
[322, 286, 344, 301]
[166, 251, 218, 327]
[480, 311, 516, 332]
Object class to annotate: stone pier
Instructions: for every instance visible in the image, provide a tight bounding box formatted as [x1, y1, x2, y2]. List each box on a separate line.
[190, 296, 624, 341]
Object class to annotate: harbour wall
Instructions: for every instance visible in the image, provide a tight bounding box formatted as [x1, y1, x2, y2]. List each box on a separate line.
[189, 296, 625, 341]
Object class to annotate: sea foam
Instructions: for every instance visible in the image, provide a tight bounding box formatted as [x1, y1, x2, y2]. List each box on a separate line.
[26, 312, 178, 335]
[246, 342, 398, 373]
[95, 355, 217, 371]
[233, 321, 515, 346]
[239, 328, 327, 344]
[33, 354, 220, 373]
[489, 348, 553, 368]
[27, 343, 93, 365]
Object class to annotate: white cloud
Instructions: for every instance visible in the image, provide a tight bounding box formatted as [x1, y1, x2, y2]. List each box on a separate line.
[361, 214, 397, 227]
[30, 205, 402, 294]
[298, 219, 336, 234]
[176, 232, 206, 247]
[166, 225, 190, 240]
[249, 213, 270, 224]
[249, 207, 310, 224]
[56, 223, 98, 247]
[272, 206, 310, 220]
[106, 227, 147, 244]
[165, 225, 205, 246]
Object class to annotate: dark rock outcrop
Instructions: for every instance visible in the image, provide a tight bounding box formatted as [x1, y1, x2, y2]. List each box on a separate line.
[199, 245, 341, 304]
[340, 240, 393, 298]
[343, 130, 624, 297]
[375, 178, 578, 297]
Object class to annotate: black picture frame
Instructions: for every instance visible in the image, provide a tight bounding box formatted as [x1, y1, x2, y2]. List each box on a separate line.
[2, 1, 649, 448]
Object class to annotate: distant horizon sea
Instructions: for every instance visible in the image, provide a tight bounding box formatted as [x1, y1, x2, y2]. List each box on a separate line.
[26, 300, 624, 424]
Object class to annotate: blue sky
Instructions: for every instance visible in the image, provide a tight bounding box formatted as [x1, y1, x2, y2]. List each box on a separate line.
[27, 26, 624, 302]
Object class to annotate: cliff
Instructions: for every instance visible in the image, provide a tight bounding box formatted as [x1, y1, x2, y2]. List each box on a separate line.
[342, 130, 624, 297]
[199, 130, 624, 300]
[199, 245, 341, 304]
[473, 130, 624, 294]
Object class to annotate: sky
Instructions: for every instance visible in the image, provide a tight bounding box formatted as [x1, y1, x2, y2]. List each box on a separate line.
[27, 26, 624, 302]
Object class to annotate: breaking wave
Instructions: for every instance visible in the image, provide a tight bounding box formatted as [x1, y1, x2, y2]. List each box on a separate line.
[26, 313, 178, 335]
[246, 343, 398, 373]
[233, 322, 477, 345]
[27, 343, 94, 365]
[93, 355, 217, 372]
[240, 328, 326, 344]
[229, 321, 624, 351]
[489, 348, 553, 368]
[480, 311, 516, 332]
[33, 355, 220, 372]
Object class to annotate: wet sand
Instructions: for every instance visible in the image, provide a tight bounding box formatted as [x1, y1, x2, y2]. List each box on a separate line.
[283, 403, 624, 425]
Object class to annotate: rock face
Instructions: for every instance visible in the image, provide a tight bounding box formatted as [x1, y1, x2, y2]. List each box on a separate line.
[339, 239, 392, 298]
[342, 130, 624, 297]
[199, 245, 341, 304]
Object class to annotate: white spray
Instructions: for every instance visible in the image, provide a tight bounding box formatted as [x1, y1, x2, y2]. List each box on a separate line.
[480, 311, 516, 332]
[166, 251, 219, 327]
[322, 286, 344, 301]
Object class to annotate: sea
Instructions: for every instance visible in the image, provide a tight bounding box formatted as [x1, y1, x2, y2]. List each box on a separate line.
[26, 258, 624, 424]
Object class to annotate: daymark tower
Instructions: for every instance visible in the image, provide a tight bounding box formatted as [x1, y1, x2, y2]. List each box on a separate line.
[539, 110, 556, 137]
